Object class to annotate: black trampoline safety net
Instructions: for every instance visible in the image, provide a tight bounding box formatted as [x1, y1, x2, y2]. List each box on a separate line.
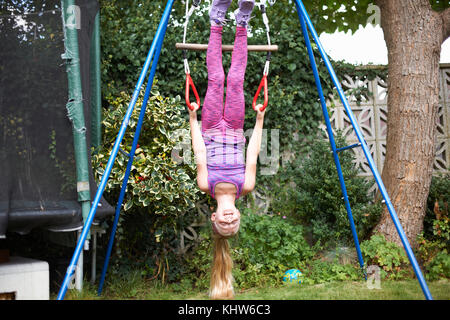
[0, 0, 113, 238]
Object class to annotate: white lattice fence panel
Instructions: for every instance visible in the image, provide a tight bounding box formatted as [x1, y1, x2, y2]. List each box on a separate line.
[326, 65, 450, 179]
[436, 66, 450, 172]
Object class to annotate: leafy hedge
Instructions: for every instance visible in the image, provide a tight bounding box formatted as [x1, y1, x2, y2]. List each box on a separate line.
[184, 211, 317, 290]
[92, 86, 200, 276]
[93, 87, 199, 216]
[417, 173, 450, 280]
[269, 131, 383, 247]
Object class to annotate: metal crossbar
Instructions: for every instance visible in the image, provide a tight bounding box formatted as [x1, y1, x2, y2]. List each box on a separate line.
[335, 143, 361, 153]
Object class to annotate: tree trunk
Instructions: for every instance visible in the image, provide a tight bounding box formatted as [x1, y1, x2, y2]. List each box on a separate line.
[373, 0, 448, 247]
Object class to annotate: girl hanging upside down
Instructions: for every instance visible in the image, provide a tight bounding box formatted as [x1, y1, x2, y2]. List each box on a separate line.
[187, 0, 265, 300]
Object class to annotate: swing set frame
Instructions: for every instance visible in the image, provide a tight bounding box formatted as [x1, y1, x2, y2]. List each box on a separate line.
[56, 0, 433, 300]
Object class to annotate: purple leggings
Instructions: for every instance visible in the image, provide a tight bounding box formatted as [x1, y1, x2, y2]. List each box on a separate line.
[201, 26, 248, 132]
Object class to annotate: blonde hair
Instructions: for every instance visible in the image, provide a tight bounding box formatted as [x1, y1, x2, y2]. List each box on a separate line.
[209, 232, 234, 300]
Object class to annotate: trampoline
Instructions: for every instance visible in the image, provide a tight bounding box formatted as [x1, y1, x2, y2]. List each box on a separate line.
[0, 0, 113, 239]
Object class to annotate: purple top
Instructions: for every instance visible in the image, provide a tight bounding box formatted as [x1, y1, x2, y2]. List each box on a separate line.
[202, 128, 246, 199]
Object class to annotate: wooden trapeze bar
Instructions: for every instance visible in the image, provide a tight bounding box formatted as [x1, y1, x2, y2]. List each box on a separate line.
[175, 43, 278, 52]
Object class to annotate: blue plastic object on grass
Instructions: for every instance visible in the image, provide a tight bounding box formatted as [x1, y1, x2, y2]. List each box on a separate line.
[283, 269, 303, 284]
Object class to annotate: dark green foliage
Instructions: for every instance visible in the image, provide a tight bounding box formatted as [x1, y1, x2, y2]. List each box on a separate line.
[416, 173, 450, 280]
[417, 231, 450, 281]
[422, 250, 450, 281]
[430, 0, 450, 11]
[424, 173, 450, 240]
[236, 211, 316, 268]
[302, 259, 361, 284]
[91, 87, 200, 281]
[360, 233, 412, 280]
[184, 211, 368, 288]
[270, 131, 383, 247]
[184, 211, 316, 290]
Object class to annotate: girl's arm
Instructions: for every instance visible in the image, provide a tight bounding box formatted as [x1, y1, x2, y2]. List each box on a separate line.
[188, 103, 209, 193]
[242, 105, 266, 196]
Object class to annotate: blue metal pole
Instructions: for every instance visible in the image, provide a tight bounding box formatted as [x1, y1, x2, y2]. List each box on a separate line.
[295, 5, 366, 279]
[336, 143, 361, 153]
[293, 0, 432, 300]
[56, 0, 176, 300]
[97, 20, 167, 296]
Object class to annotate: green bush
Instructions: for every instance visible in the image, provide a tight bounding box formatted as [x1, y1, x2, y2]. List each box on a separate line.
[416, 173, 450, 280]
[423, 250, 450, 280]
[93, 86, 199, 217]
[424, 173, 450, 240]
[416, 217, 450, 281]
[92, 86, 200, 280]
[271, 131, 382, 247]
[417, 233, 450, 281]
[235, 211, 316, 285]
[184, 211, 316, 290]
[360, 233, 412, 280]
[302, 259, 361, 285]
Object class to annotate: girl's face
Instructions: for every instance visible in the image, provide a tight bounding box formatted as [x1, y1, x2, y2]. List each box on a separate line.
[211, 206, 241, 236]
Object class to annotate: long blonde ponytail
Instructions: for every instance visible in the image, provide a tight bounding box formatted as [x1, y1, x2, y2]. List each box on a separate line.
[210, 234, 234, 300]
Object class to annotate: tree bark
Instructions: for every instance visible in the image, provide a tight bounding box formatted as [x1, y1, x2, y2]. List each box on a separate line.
[372, 0, 447, 247]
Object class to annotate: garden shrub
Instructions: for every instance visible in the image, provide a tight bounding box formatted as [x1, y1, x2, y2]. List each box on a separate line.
[184, 211, 317, 290]
[235, 211, 317, 280]
[270, 131, 383, 247]
[416, 173, 450, 280]
[93, 86, 199, 218]
[92, 86, 200, 280]
[422, 250, 450, 280]
[185, 211, 376, 289]
[424, 173, 450, 240]
[417, 233, 450, 281]
[301, 259, 361, 285]
[360, 233, 412, 280]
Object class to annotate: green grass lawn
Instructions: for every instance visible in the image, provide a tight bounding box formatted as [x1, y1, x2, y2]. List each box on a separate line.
[62, 278, 450, 300]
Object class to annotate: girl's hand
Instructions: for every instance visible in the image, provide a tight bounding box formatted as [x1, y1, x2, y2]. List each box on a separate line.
[188, 102, 200, 117]
[255, 104, 266, 119]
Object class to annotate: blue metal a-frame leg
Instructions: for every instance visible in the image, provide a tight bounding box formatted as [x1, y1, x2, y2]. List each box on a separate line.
[56, 0, 176, 300]
[293, 0, 432, 300]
